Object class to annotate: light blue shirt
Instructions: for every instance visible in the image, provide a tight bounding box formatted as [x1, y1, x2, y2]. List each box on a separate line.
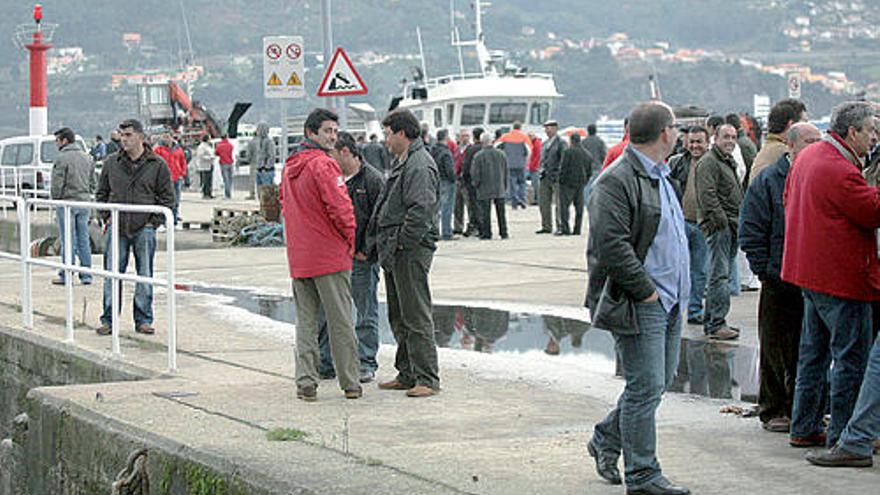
[631, 147, 690, 314]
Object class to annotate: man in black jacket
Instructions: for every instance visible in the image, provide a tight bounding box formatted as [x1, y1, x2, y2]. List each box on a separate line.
[586, 102, 691, 495]
[460, 127, 485, 237]
[739, 122, 820, 433]
[96, 119, 175, 336]
[557, 133, 593, 235]
[430, 129, 457, 240]
[317, 131, 387, 383]
[362, 134, 389, 176]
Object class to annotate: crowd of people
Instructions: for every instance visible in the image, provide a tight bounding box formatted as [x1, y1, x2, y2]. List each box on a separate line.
[45, 97, 880, 494]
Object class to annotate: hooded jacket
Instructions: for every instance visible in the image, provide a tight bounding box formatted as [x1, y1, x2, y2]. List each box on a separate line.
[248, 123, 276, 171]
[280, 139, 356, 279]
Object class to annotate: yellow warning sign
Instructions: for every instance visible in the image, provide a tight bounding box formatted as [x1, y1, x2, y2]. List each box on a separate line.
[267, 72, 282, 86]
[287, 72, 302, 86]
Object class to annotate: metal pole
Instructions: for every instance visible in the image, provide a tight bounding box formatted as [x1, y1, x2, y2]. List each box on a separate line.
[281, 99, 288, 163]
[321, 0, 339, 115]
[165, 210, 177, 372]
[63, 206, 74, 342]
[111, 210, 121, 355]
[20, 198, 32, 329]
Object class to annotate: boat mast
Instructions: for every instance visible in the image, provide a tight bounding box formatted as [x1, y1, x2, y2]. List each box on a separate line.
[450, 0, 465, 76]
[451, 0, 495, 76]
[416, 26, 428, 81]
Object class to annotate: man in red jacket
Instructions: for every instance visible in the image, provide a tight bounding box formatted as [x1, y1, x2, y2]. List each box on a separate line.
[215, 134, 235, 199]
[782, 101, 880, 449]
[280, 108, 361, 402]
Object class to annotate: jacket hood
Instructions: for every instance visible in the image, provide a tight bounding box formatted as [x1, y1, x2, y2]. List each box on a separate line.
[287, 139, 329, 179]
[256, 122, 270, 138]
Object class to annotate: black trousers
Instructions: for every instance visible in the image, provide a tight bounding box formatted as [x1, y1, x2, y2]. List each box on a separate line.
[478, 198, 507, 239]
[199, 170, 213, 198]
[558, 183, 584, 234]
[757, 278, 804, 423]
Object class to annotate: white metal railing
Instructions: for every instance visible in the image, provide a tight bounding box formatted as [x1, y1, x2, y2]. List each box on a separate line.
[0, 165, 53, 216]
[2, 196, 178, 372]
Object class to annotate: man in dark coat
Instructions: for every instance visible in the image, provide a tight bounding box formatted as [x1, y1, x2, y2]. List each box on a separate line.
[362, 133, 390, 175]
[430, 129, 457, 240]
[557, 133, 593, 236]
[471, 133, 509, 239]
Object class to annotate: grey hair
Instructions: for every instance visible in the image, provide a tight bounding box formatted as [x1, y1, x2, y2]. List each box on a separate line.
[480, 132, 494, 145]
[830, 101, 874, 137]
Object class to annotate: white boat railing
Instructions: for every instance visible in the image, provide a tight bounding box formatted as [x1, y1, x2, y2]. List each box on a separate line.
[0, 196, 178, 372]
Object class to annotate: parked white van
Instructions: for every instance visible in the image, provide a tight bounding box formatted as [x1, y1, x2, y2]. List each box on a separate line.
[0, 134, 88, 196]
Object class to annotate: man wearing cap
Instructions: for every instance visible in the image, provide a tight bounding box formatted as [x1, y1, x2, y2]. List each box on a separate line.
[537, 120, 566, 234]
[95, 119, 175, 336]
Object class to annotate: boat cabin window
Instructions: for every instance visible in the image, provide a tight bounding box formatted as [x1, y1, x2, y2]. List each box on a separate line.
[461, 104, 486, 126]
[434, 108, 443, 128]
[529, 102, 550, 126]
[412, 109, 425, 122]
[489, 103, 528, 124]
[446, 104, 455, 126]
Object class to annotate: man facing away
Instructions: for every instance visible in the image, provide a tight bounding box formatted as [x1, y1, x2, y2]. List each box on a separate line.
[557, 132, 592, 236]
[586, 102, 690, 495]
[369, 109, 441, 398]
[782, 101, 880, 449]
[317, 131, 386, 384]
[51, 127, 95, 286]
[739, 123, 821, 434]
[749, 99, 807, 185]
[471, 132, 509, 240]
[280, 108, 361, 402]
[96, 119, 175, 336]
[247, 122, 275, 198]
[537, 120, 566, 234]
[215, 134, 235, 199]
[695, 124, 743, 341]
[497, 121, 530, 209]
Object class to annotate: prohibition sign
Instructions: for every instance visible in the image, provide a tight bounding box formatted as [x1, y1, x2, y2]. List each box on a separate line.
[286, 43, 302, 61]
[266, 43, 282, 60]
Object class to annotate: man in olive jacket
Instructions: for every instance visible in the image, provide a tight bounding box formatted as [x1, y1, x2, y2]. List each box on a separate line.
[471, 133, 509, 239]
[695, 124, 743, 341]
[368, 109, 441, 398]
[586, 102, 691, 495]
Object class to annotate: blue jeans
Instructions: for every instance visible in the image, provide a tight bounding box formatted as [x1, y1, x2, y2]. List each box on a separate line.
[318, 259, 381, 374]
[439, 179, 456, 239]
[791, 289, 872, 446]
[507, 168, 527, 206]
[591, 301, 682, 488]
[527, 170, 540, 204]
[256, 169, 275, 186]
[56, 207, 92, 283]
[100, 227, 157, 327]
[221, 164, 234, 199]
[838, 335, 880, 456]
[173, 179, 182, 224]
[684, 221, 708, 319]
[704, 225, 737, 334]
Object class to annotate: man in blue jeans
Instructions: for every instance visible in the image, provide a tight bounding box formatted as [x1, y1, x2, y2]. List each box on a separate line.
[317, 131, 385, 383]
[50, 127, 95, 285]
[95, 119, 175, 336]
[586, 102, 690, 495]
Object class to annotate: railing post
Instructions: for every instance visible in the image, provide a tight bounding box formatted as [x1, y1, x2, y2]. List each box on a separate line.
[20, 198, 32, 329]
[110, 210, 121, 356]
[165, 209, 177, 373]
[63, 206, 74, 342]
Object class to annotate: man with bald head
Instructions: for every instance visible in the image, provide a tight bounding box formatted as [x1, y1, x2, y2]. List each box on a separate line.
[740, 122, 821, 433]
[696, 124, 743, 340]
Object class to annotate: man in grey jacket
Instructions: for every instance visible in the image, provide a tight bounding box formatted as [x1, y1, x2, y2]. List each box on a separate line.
[369, 109, 441, 398]
[537, 120, 566, 234]
[586, 102, 691, 495]
[51, 127, 95, 285]
[246, 122, 275, 198]
[472, 133, 509, 239]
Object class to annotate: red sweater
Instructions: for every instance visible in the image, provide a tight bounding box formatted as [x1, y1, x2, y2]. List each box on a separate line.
[280, 141, 355, 279]
[528, 137, 542, 172]
[781, 133, 880, 301]
[215, 139, 234, 165]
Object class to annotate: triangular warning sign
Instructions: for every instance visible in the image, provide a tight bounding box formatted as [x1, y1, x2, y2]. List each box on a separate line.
[287, 72, 302, 86]
[267, 72, 282, 86]
[317, 48, 368, 97]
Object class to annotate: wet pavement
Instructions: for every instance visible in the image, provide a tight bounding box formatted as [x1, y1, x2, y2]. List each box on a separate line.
[191, 284, 759, 402]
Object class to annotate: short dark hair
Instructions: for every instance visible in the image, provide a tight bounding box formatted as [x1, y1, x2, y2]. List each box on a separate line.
[382, 109, 421, 140]
[54, 127, 75, 145]
[725, 113, 742, 130]
[706, 115, 724, 130]
[201, 134, 210, 143]
[587, 123, 597, 135]
[570, 133, 581, 144]
[629, 102, 674, 145]
[767, 98, 807, 134]
[688, 125, 709, 141]
[304, 108, 339, 136]
[369, 133, 378, 141]
[95, 135, 103, 141]
[334, 131, 361, 159]
[221, 133, 228, 139]
[513, 121, 522, 130]
[472, 127, 484, 142]
[436, 129, 448, 142]
[119, 118, 144, 134]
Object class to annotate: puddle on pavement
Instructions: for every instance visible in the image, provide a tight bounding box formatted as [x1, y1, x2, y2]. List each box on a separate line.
[190, 285, 758, 402]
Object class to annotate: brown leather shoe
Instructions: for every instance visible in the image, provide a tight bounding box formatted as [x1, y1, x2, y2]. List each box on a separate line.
[96, 324, 112, 336]
[135, 324, 155, 335]
[378, 379, 411, 390]
[344, 387, 363, 400]
[709, 326, 739, 341]
[297, 385, 317, 402]
[406, 385, 438, 398]
[805, 446, 873, 467]
[762, 417, 791, 433]
[790, 432, 826, 448]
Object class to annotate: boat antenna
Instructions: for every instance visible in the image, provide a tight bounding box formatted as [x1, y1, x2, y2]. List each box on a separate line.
[451, 0, 495, 76]
[178, 0, 195, 66]
[416, 26, 428, 82]
[450, 0, 465, 76]
[648, 73, 662, 101]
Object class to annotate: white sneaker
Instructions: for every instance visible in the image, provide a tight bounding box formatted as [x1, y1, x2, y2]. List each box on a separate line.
[157, 225, 167, 233]
[175, 224, 184, 231]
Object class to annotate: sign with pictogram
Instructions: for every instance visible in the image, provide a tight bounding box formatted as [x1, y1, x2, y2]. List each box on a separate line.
[788, 73, 801, 99]
[263, 36, 304, 99]
[317, 47, 368, 97]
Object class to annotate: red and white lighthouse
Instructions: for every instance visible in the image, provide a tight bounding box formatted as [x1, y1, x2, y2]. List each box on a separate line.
[21, 5, 53, 136]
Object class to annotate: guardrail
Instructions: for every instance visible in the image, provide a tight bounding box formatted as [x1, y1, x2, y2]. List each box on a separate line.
[0, 165, 53, 216]
[0, 196, 178, 372]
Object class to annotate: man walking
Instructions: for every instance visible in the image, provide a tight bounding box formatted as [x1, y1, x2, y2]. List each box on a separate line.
[51, 127, 95, 286]
[557, 133, 592, 236]
[460, 127, 485, 237]
[696, 124, 743, 340]
[782, 101, 880, 448]
[586, 102, 690, 495]
[280, 108, 361, 402]
[215, 134, 235, 199]
[471, 132, 509, 240]
[430, 129, 457, 240]
[739, 122, 821, 433]
[370, 109, 441, 398]
[316, 131, 386, 384]
[194, 135, 214, 199]
[537, 120, 565, 234]
[96, 119, 175, 336]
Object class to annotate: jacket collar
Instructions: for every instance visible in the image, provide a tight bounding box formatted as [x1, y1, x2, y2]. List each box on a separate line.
[392, 139, 425, 172]
[623, 145, 651, 179]
[300, 138, 330, 153]
[825, 132, 863, 169]
[766, 132, 786, 145]
[710, 145, 736, 167]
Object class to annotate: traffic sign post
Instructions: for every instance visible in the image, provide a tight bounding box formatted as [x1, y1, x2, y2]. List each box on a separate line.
[317, 47, 367, 97]
[263, 35, 304, 163]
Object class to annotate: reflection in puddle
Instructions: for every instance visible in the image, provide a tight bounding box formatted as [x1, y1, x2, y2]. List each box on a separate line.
[195, 286, 758, 402]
